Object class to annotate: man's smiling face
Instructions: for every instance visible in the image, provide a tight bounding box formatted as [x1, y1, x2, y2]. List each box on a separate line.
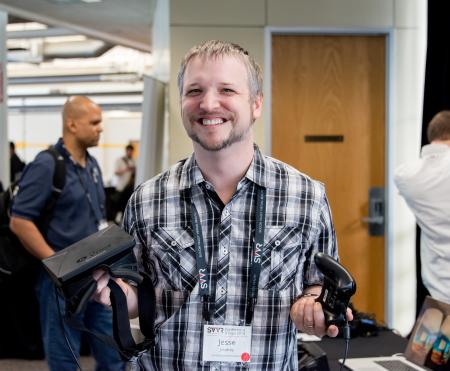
[181, 55, 262, 152]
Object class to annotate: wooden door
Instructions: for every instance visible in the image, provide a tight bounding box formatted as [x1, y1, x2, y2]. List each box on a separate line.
[271, 35, 386, 320]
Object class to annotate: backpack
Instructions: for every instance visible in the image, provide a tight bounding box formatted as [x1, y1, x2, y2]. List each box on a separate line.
[0, 146, 65, 283]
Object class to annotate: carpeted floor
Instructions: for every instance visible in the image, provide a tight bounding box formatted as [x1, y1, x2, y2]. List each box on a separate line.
[0, 356, 95, 371]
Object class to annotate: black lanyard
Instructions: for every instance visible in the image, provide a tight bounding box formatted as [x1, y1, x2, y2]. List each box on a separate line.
[74, 163, 104, 225]
[191, 185, 266, 325]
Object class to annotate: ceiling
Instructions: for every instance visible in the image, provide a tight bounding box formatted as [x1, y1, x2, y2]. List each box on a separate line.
[0, 0, 155, 52]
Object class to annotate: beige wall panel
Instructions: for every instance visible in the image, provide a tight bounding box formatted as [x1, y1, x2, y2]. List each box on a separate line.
[171, 0, 265, 26]
[394, 0, 424, 28]
[267, 0, 394, 28]
[169, 26, 265, 165]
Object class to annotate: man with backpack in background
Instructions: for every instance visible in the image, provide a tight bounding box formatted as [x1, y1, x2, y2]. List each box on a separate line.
[9, 96, 125, 371]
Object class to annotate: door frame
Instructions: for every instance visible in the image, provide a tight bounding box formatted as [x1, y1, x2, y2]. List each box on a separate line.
[264, 27, 395, 326]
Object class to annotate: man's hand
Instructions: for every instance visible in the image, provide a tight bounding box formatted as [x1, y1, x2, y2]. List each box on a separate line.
[92, 269, 139, 318]
[92, 269, 114, 307]
[290, 290, 353, 338]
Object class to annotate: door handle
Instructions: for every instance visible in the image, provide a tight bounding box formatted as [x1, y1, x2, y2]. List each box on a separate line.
[361, 187, 384, 236]
[361, 216, 384, 224]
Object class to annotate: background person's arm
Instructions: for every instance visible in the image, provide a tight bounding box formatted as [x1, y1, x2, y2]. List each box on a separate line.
[9, 216, 54, 259]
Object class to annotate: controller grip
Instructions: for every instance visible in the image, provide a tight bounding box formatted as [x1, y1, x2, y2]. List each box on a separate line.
[314, 253, 356, 327]
[321, 300, 347, 327]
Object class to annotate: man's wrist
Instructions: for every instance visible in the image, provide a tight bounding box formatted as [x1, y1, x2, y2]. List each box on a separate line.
[294, 286, 322, 303]
[301, 293, 319, 298]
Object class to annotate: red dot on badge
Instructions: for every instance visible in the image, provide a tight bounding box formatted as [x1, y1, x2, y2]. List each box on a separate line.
[241, 352, 250, 362]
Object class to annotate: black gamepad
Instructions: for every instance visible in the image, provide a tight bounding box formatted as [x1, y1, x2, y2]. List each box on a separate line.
[314, 252, 356, 327]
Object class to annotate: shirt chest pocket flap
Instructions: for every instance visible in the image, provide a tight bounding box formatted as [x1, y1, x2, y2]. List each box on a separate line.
[260, 226, 303, 290]
[151, 227, 197, 291]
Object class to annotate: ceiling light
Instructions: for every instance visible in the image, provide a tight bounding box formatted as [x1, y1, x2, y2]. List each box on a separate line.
[7, 22, 48, 32]
[50, 0, 103, 3]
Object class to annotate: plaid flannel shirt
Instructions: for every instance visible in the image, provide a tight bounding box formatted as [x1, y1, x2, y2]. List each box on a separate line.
[124, 145, 337, 371]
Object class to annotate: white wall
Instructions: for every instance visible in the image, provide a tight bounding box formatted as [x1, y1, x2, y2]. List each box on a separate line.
[0, 11, 8, 188]
[390, 0, 427, 333]
[8, 110, 142, 186]
[169, 0, 427, 335]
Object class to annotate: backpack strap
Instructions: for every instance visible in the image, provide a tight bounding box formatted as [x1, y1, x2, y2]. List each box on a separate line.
[47, 146, 66, 193]
[36, 146, 66, 232]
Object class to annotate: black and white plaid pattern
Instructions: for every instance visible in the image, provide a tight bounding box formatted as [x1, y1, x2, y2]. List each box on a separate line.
[124, 145, 337, 371]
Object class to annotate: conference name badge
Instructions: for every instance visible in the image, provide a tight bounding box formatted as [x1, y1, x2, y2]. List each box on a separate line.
[202, 324, 252, 363]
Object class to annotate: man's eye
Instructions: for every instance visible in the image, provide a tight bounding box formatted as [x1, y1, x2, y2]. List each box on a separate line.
[186, 89, 201, 96]
[222, 88, 236, 94]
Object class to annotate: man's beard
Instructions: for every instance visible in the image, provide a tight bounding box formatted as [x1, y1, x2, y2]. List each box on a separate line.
[186, 110, 255, 152]
[186, 113, 254, 152]
[189, 129, 245, 151]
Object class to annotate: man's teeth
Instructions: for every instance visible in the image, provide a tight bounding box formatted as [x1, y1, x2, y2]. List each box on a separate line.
[202, 118, 224, 125]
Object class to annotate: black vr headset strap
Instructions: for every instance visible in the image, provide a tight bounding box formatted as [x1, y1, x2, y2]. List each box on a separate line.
[107, 272, 155, 357]
[137, 272, 156, 340]
[64, 271, 155, 360]
[63, 297, 120, 353]
[108, 279, 138, 354]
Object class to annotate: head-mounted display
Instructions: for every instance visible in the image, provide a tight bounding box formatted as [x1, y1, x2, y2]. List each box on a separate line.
[43, 224, 155, 359]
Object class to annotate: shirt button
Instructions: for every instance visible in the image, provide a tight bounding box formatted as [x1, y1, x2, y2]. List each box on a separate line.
[171, 241, 177, 247]
[222, 248, 228, 255]
[275, 240, 281, 246]
[219, 287, 227, 295]
[205, 184, 212, 190]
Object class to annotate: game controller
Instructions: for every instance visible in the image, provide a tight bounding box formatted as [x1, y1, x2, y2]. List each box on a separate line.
[314, 252, 356, 327]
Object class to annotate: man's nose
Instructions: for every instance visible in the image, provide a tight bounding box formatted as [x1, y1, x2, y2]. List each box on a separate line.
[199, 90, 220, 111]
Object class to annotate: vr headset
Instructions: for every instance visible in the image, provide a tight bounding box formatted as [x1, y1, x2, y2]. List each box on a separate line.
[42, 224, 155, 360]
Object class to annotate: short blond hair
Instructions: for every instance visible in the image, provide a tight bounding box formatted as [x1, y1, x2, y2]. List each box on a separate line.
[177, 40, 263, 101]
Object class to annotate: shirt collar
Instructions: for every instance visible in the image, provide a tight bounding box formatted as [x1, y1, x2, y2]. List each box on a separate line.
[421, 143, 450, 157]
[179, 154, 205, 190]
[55, 137, 92, 167]
[179, 143, 268, 190]
[244, 144, 268, 188]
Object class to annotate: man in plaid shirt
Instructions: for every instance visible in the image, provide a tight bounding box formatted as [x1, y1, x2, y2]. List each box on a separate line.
[95, 40, 352, 370]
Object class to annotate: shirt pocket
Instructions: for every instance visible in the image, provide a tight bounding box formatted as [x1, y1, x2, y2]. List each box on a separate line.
[260, 226, 303, 290]
[151, 227, 197, 291]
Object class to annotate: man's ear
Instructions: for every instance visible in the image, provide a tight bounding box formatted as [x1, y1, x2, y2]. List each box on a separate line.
[67, 119, 77, 133]
[252, 94, 263, 120]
